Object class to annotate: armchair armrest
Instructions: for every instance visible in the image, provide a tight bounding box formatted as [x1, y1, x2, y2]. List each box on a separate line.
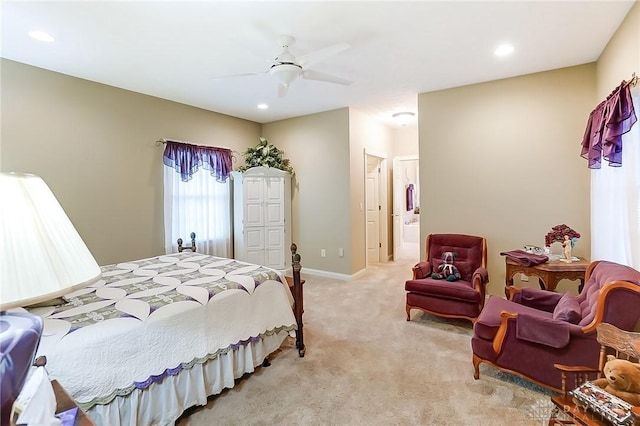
[472, 267, 489, 287]
[517, 287, 563, 312]
[553, 364, 599, 375]
[412, 261, 432, 279]
[553, 363, 601, 396]
[472, 267, 489, 306]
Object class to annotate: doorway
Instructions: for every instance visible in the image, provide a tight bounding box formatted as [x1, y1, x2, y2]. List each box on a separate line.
[365, 152, 388, 266]
[393, 156, 420, 261]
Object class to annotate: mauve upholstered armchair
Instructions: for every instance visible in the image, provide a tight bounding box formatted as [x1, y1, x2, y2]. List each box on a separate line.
[405, 234, 489, 324]
[471, 260, 640, 392]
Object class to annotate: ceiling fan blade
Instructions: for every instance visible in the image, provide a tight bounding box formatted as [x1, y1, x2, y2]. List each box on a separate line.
[278, 83, 289, 98]
[210, 71, 265, 80]
[297, 42, 350, 67]
[302, 70, 352, 86]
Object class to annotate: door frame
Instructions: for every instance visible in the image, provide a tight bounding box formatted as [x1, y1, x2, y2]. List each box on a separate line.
[364, 149, 388, 267]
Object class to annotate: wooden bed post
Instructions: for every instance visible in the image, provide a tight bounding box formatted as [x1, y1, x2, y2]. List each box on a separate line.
[291, 243, 305, 357]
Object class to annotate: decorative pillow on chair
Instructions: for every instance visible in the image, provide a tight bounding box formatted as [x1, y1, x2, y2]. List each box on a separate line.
[552, 292, 581, 324]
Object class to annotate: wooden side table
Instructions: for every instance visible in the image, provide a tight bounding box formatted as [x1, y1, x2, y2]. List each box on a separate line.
[504, 257, 589, 297]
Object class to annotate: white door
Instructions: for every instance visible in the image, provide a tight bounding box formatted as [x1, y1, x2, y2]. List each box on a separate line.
[366, 157, 381, 263]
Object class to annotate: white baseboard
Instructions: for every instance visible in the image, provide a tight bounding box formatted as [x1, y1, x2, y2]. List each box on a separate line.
[302, 267, 367, 281]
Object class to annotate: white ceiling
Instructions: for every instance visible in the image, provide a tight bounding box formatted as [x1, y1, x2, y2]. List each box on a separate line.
[1, 1, 634, 128]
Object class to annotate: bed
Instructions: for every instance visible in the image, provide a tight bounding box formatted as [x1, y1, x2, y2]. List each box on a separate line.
[26, 248, 304, 425]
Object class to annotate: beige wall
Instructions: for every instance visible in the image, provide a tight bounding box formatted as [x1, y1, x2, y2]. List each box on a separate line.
[3, 0, 635, 279]
[1, 59, 260, 265]
[597, 1, 639, 100]
[418, 64, 595, 296]
[262, 109, 353, 275]
[393, 124, 419, 157]
[262, 108, 394, 276]
[349, 109, 394, 273]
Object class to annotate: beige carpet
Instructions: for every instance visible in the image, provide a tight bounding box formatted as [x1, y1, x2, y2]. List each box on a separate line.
[177, 258, 553, 425]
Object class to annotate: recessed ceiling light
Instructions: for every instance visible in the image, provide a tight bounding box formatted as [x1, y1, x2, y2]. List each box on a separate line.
[494, 43, 514, 57]
[257, 103, 268, 110]
[28, 31, 55, 43]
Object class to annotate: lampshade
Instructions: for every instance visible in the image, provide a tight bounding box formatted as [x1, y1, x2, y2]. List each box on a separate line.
[0, 172, 101, 310]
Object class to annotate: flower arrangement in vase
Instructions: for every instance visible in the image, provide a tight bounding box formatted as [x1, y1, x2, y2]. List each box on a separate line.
[544, 224, 580, 261]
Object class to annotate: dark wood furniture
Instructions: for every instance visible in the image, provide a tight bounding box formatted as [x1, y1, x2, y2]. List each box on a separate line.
[51, 380, 96, 426]
[286, 243, 305, 357]
[177, 232, 196, 252]
[549, 323, 640, 426]
[504, 256, 589, 297]
[14, 356, 95, 426]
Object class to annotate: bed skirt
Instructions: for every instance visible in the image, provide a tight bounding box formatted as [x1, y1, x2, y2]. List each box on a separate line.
[86, 330, 290, 426]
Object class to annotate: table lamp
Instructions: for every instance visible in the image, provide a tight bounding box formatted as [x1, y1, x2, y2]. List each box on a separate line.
[0, 172, 101, 425]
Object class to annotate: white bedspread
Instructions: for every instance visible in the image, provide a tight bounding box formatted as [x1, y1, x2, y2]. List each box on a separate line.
[27, 252, 296, 409]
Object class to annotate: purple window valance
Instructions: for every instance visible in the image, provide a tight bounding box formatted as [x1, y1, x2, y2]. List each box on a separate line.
[163, 141, 233, 182]
[580, 81, 637, 168]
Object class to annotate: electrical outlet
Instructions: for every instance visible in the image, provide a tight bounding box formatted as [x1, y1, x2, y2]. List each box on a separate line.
[521, 274, 529, 282]
[321, 249, 326, 257]
[338, 248, 344, 257]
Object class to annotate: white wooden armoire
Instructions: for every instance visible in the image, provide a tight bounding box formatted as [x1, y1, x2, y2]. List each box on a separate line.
[232, 166, 292, 271]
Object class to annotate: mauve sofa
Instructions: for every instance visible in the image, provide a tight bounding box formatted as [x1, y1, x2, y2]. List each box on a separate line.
[471, 260, 640, 392]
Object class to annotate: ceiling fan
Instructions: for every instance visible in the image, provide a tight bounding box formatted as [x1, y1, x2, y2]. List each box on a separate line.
[213, 35, 352, 97]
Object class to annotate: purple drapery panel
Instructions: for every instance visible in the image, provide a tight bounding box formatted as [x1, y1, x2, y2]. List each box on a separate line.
[580, 81, 637, 168]
[163, 141, 233, 182]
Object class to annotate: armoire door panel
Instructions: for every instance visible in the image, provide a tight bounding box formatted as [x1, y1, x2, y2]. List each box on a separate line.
[245, 228, 264, 250]
[245, 203, 264, 227]
[264, 249, 284, 270]
[265, 227, 284, 248]
[244, 178, 264, 203]
[246, 250, 264, 267]
[264, 178, 284, 202]
[264, 203, 284, 226]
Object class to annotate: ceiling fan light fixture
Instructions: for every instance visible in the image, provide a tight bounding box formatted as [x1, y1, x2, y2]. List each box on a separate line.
[269, 63, 303, 86]
[392, 112, 415, 127]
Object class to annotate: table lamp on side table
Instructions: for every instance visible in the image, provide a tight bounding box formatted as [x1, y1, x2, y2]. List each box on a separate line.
[0, 172, 101, 426]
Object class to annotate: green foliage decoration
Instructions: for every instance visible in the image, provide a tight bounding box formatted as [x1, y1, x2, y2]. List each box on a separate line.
[238, 137, 294, 174]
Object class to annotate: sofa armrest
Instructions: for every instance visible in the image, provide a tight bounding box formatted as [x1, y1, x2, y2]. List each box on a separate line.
[515, 312, 571, 348]
[492, 311, 574, 355]
[412, 261, 432, 279]
[517, 287, 563, 313]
